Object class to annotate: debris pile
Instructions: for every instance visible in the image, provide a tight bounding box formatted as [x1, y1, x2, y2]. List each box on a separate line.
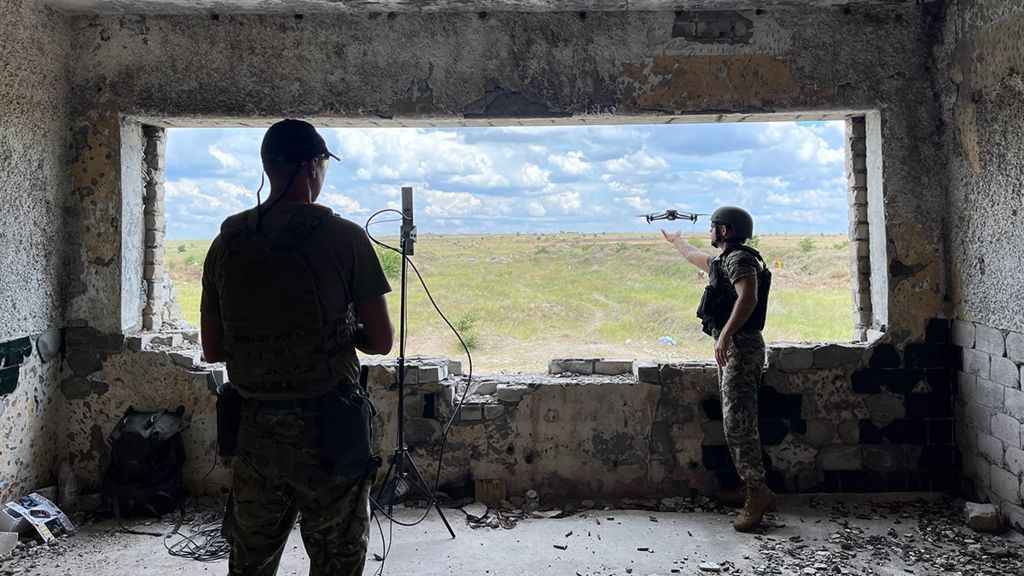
[750, 498, 1024, 576]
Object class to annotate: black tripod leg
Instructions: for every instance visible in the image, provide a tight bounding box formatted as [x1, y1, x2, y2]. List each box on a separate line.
[373, 454, 399, 515]
[404, 452, 456, 539]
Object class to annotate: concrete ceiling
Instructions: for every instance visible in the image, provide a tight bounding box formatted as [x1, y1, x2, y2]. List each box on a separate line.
[45, 0, 916, 15]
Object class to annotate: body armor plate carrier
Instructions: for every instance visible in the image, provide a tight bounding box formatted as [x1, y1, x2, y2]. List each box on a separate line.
[218, 206, 356, 399]
[697, 245, 772, 337]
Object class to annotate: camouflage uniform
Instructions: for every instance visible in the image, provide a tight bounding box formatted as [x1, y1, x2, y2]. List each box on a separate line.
[712, 250, 767, 488]
[223, 402, 371, 576]
[203, 202, 391, 575]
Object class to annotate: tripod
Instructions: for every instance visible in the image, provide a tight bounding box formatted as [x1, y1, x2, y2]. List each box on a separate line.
[372, 187, 456, 539]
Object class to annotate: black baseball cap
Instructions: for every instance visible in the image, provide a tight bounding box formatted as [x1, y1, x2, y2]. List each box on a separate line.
[260, 119, 341, 165]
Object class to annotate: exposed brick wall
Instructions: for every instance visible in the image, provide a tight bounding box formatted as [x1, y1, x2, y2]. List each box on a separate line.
[954, 319, 1024, 509]
[846, 117, 872, 341]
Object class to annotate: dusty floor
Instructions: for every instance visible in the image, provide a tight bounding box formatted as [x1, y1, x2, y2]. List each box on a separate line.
[2, 494, 1022, 576]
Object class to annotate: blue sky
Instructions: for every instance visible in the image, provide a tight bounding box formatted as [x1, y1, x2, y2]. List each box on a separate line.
[164, 121, 847, 239]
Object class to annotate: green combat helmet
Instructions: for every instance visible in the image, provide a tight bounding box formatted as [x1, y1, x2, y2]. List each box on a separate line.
[710, 205, 754, 242]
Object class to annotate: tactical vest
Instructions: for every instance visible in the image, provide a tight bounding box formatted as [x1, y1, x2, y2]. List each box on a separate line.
[696, 245, 772, 337]
[217, 206, 356, 400]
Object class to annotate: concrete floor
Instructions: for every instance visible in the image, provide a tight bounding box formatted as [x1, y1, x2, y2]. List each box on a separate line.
[4, 494, 1023, 575]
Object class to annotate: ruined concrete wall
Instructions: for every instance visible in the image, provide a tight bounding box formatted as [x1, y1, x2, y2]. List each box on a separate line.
[0, 0, 72, 503]
[368, 336, 956, 500]
[64, 5, 948, 340]
[59, 329, 229, 495]
[933, 0, 1024, 520]
[937, 0, 1024, 331]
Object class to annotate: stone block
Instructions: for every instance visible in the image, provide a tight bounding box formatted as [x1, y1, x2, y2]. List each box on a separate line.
[904, 343, 951, 369]
[473, 380, 497, 395]
[864, 393, 905, 423]
[952, 320, 976, 348]
[794, 419, 836, 447]
[964, 403, 993, 433]
[817, 445, 862, 470]
[417, 365, 444, 384]
[1005, 447, 1024, 477]
[991, 356, 1020, 388]
[459, 404, 483, 422]
[964, 502, 1002, 533]
[448, 359, 462, 376]
[868, 344, 900, 369]
[976, 325, 1005, 357]
[813, 345, 863, 369]
[150, 333, 183, 347]
[837, 420, 859, 444]
[594, 360, 633, 376]
[496, 384, 530, 404]
[1002, 501, 1024, 534]
[1005, 387, 1024, 418]
[858, 420, 883, 444]
[633, 362, 660, 384]
[65, 327, 124, 353]
[963, 349, 991, 379]
[906, 393, 952, 418]
[483, 404, 505, 420]
[0, 531, 18, 556]
[168, 350, 199, 369]
[60, 377, 93, 400]
[992, 413, 1022, 449]
[126, 333, 155, 352]
[548, 358, 595, 375]
[851, 369, 881, 393]
[1006, 332, 1024, 365]
[991, 465, 1021, 502]
[775, 345, 814, 372]
[66, 351, 103, 376]
[863, 445, 907, 472]
[978, 432, 1004, 465]
[925, 319, 951, 344]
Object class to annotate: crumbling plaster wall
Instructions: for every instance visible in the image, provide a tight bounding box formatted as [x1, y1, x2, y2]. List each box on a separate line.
[0, 0, 72, 503]
[63, 4, 949, 339]
[934, 0, 1024, 523]
[52, 5, 965, 496]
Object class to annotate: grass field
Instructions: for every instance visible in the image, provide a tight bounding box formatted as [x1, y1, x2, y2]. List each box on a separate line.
[166, 233, 853, 372]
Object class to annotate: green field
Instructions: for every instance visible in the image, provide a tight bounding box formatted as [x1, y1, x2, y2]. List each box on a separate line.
[166, 233, 853, 372]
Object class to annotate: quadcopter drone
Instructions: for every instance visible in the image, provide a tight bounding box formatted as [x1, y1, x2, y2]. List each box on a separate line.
[640, 209, 707, 224]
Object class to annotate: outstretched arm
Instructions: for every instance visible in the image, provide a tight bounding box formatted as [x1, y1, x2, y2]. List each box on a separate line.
[662, 229, 711, 274]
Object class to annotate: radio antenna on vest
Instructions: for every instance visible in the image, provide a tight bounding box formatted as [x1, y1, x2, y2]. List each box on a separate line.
[372, 186, 456, 540]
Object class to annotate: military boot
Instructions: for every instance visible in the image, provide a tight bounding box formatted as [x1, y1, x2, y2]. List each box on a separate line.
[733, 484, 776, 532]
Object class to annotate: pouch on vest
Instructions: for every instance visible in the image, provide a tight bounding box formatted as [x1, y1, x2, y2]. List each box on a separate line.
[321, 390, 376, 478]
[215, 384, 243, 458]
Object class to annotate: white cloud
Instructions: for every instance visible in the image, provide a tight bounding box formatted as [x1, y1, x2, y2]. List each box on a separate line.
[208, 146, 241, 170]
[422, 190, 482, 217]
[321, 193, 367, 215]
[698, 169, 744, 186]
[546, 191, 582, 214]
[526, 201, 547, 216]
[765, 188, 838, 208]
[618, 195, 652, 212]
[605, 150, 669, 175]
[548, 151, 592, 176]
[519, 164, 551, 188]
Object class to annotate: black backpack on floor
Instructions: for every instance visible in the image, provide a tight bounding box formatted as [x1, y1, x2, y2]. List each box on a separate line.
[102, 406, 186, 518]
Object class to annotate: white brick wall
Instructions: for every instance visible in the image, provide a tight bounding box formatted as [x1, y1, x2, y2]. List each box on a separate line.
[957, 320, 1024, 507]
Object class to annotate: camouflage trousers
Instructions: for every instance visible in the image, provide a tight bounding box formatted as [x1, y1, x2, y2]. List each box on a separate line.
[223, 402, 370, 576]
[718, 331, 767, 488]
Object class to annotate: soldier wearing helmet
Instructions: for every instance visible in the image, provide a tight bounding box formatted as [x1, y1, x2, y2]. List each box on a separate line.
[661, 205, 775, 532]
